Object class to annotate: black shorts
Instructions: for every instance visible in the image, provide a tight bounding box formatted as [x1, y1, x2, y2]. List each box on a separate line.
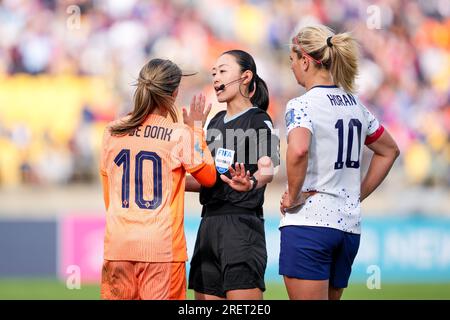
[188, 214, 267, 298]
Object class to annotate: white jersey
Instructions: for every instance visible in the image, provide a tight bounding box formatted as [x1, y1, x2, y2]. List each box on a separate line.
[280, 85, 382, 234]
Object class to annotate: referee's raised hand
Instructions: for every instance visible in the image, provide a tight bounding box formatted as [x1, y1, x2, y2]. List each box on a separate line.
[182, 93, 212, 129]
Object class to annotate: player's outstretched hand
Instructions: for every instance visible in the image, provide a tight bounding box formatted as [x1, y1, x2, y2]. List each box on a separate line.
[183, 94, 212, 129]
[220, 162, 253, 192]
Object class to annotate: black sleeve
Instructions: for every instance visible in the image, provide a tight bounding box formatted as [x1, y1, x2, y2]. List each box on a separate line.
[252, 112, 280, 167]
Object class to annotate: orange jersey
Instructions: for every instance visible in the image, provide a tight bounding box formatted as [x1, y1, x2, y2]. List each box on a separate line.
[100, 114, 215, 262]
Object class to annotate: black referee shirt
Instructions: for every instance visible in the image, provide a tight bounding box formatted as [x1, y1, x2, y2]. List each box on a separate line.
[199, 106, 280, 217]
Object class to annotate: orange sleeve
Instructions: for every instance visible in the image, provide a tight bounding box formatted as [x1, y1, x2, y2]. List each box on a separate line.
[178, 126, 215, 171]
[101, 171, 110, 210]
[190, 161, 216, 188]
[100, 126, 111, 174]
[99, 126, 111, 210]
[184, 126, 216, 187]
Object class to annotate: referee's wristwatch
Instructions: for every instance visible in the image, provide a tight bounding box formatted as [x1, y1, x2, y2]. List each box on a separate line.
[249, 176, 258, 191]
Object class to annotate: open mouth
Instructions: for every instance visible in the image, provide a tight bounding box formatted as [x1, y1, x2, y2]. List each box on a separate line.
[214, 86, 224, 95]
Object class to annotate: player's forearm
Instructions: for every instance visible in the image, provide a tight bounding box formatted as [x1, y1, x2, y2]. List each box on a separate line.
[360, 153, 397, 202]
[184, 126, 216, 190]
[286, 146, 308, 201]
[189, 162, 216, 189]
[253, 170, 273, 190]
[253, 156, 274, 189]
[185, 175, 201, 192]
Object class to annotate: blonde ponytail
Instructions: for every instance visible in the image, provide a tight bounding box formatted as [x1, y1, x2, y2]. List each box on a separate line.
[292, 25, 359, 93]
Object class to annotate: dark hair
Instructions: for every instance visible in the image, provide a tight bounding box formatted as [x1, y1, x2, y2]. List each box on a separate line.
[110, 59, 182, 136]
[221, 50, 269, 111]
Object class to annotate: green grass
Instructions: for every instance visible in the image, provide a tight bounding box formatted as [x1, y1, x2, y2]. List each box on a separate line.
[0, 279, 449, 300]
[0, 278, 100, 300]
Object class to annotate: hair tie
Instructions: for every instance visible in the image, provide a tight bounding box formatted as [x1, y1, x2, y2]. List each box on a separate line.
[326, 36, 333, 48]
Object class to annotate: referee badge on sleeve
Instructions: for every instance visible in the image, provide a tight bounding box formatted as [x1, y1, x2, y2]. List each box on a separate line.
[215, 148, 235, 174]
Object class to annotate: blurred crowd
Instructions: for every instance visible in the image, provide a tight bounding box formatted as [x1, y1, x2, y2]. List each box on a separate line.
[0, 0, 448, 187]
